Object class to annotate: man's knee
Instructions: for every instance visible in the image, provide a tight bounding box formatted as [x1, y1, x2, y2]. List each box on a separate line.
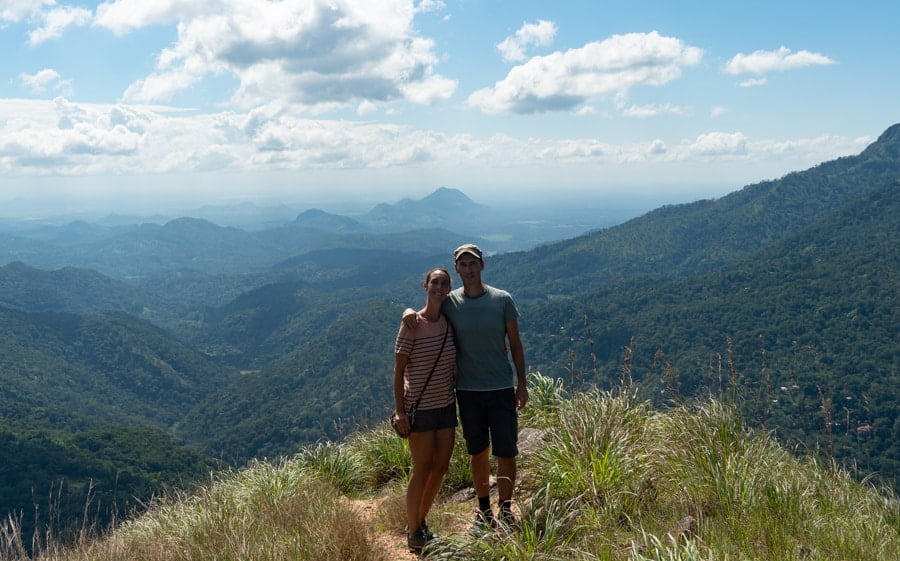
[470, 446, 490, 460]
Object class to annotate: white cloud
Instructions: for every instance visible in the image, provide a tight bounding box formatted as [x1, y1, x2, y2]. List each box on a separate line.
[0, 98, 143, 175]
[469, 31, 703, 114]
[28, 5, 92, 44]
[1, 98, 870, 187]
[99, 0, 457, 111]
[739, 77, 767, 88]
[414, 0, 445, 13]
[622, 103, 686, 118]
[19, 68, 66, 93]
[710, 106, 727, 118]
[497, 19, 557, 62]
[648, 139, 667, 155]
[123, 69, 202, 104]
[1, 0, 55, 22]
[724, 46, 836, 75]
[93, 0, 219, 36]
[687, 132, 748, 156]
[1, 1, 90, 44]
[357, 100, 377, 116]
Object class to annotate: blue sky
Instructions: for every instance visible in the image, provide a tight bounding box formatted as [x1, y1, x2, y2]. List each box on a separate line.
[1, 0, 897, 215]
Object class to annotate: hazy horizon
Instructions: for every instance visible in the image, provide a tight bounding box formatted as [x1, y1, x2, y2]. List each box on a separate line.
[2, 1, 895, 219]
[0, 177, 734, 224]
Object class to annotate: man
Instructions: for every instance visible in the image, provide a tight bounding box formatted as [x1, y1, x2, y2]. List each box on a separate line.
[405, 243, 528, 527]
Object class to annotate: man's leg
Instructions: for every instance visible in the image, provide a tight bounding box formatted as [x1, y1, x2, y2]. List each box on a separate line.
[470, 446, 492, 499]
[458, 390, 494, 523]
[496, 456, 516, 524]
[495, 456, 516, 503]
[470, 446, 494, 525]
[490, 388, 519, 524]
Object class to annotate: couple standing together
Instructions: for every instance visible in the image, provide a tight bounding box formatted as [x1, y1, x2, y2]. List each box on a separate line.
[392, 243, 528, 553]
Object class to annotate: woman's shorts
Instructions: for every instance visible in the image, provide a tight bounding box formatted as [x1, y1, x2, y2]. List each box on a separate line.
[410, 402, 458, 433]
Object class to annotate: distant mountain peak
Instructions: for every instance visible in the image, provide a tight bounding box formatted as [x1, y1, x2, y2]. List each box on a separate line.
[296, 208, 328, 218]
[422, 187, 477, 206]
[877, 122, 900, 141]
[291, 208, 363, 233]
[861, 122, 900, 160]
[361, 187, 489, 231]
[368, 187, 483, 213]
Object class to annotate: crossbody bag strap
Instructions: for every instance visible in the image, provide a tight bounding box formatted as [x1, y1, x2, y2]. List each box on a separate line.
[410, 320, 450, 415]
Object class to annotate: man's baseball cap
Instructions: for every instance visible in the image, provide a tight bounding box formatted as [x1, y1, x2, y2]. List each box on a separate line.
[453, 243, 483, 262]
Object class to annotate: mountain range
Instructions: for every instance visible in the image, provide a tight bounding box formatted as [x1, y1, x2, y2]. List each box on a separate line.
[1, 123, 898, 536]
[0, 185, 618, 282]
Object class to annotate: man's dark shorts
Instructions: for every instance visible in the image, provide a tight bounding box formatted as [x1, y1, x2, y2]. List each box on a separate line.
[456, 388, 518, 457]
[410, 402, 458, 433]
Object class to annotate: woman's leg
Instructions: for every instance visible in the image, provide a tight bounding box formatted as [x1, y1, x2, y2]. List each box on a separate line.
[418, 427, 455, 522]
[407, 431, 437, 532]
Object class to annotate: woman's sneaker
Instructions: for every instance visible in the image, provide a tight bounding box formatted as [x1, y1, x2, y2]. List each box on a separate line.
[421, 520, 436, 541]
[407, 525, 427, 553]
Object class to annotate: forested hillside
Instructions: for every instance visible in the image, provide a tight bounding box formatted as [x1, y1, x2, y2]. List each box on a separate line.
[522, 180, 899, 483]
[0, 307, 234, 428]
[0, 262, 147, 314]
[489, 123, 900, 301]
[0, 425, 214, 547]
[0, 303, 236, 540]
[180, 299, 402, 461]
[1, 124, 898, 537]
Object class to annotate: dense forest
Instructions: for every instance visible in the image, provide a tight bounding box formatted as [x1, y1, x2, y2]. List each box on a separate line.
[524, 180, 899, 482]
[1, 123, 898, 540]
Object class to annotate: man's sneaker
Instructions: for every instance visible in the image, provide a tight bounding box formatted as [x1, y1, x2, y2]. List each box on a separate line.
[407, 525, 427, 553]
[469, 509, 496, 534]
[499, 508, 517, 528]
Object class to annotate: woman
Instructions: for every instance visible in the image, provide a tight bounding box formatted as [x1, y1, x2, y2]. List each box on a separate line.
[392, 267, 457, 553]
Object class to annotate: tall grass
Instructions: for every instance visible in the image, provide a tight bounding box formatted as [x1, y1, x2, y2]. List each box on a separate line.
[519, 370, 567, 427]
[9, 372, 898, 561]
[536, 386, 654, 516]
[7, 459, 384, 561]
[426, 487, 586, 560]
[428, 373, 899, 561]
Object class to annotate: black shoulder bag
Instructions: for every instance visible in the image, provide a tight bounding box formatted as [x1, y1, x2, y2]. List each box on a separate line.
[391, 322, 450, 438]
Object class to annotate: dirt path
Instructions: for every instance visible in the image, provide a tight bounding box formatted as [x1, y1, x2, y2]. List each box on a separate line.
[351, 498, 419, 561]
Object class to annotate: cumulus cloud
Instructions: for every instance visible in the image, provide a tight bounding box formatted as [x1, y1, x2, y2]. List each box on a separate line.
[28, 5, 92, 44]
[469, 31, 702, 114]
[1, 1, 91, 44]
[0, 98, 144, 175]
[19, 68, 72, 94]
[92, 0, 459, 111]
[687, 132, 748, 156]
[356, 100, 377, 116]
[1, 0, 55, 22]
[724, 46, 836, 75]
[93, 0, 218, 35]
[497, 19, 557, 62]
[648, 139, 667, 155]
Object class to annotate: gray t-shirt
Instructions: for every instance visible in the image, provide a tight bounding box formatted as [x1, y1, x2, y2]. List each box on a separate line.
[442, 285, 519, 391]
